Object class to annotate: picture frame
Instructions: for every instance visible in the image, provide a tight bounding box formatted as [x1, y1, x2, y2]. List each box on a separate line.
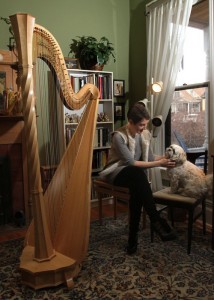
[114, 102, 125, 120]
[0, 71, 7, 112]
[64, 57, 80, 69]
[113, 79, 125, 97]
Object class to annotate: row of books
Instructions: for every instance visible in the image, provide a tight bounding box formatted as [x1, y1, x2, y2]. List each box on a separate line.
[70, 73, 112, 99]
[93, 127, 111, 148]
[65, 126, 111, 149]
[65, 127, 75, 145]
[65, 126, 109, 171]
[92, 149, 108, 171]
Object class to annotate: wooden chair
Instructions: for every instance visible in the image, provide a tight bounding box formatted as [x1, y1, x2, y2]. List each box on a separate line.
[152, 189, 206, 254]
[93, 179, 147, 228]
[152, 157, 208, 256]
[174, 130, 208, 174]
[186, 150, 208, 175]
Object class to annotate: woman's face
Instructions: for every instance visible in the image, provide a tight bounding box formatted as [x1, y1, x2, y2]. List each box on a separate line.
[129, 118, 149, 135]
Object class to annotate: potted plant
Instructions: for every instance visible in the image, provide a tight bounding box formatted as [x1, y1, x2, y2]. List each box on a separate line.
[68, 36, 116, 70]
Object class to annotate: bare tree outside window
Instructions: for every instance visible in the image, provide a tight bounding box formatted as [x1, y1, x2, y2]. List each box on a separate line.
[171, 86, 207, 149]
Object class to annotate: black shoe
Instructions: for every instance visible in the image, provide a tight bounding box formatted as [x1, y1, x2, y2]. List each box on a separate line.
[151, 219, 177, 241]
[126, 234, 138, 255]
[126, 243, 138, 255]
[159, 217, 174, 233]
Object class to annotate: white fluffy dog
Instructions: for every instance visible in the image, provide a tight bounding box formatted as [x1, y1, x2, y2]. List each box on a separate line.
[165, 144, 212, 199]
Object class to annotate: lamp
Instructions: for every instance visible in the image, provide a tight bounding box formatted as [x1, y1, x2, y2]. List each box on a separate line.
[139, 79, 163, 131]
[151, 81, 163, 94]
[152, 114, 163, 138]
[149, 78, 163, 136]
[138, 98, 149, 108]
[138, 99, 162, 128]
[152, 115, 162, 127]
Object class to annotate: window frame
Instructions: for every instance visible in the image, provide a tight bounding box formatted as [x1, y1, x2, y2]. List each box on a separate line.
[165, 81, 209, 149]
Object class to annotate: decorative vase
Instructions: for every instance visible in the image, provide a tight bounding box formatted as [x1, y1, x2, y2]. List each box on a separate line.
[91, 63, 104, 71]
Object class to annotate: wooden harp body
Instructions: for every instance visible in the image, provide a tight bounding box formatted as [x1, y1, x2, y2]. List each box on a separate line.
[10, 13, 99, 289]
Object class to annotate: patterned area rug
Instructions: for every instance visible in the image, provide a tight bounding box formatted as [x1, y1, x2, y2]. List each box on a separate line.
[0, 214, 214, 300]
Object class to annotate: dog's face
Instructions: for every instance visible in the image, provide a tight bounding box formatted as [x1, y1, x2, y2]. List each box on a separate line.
[165, 144, 187, 164]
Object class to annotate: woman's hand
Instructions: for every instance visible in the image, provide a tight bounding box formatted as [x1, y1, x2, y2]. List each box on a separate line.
[134, 157, 176, 168]
[159, 158, 176, 168]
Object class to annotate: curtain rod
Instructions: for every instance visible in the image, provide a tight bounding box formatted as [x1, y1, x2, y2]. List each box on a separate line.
[146, 0, 159, 8]
[175, 82, 209, 91]
[146, 0, 168, 8]
[146, 0, 198, 9]
[146, 0, 168, 11]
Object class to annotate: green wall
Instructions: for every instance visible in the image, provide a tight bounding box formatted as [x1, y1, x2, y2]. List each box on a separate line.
[129, 0, 149, 106]
[0, 0, 129, 83]
[0, 0, 149, 121]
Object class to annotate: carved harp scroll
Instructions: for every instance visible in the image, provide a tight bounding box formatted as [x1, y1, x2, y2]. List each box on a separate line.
[10, 13, 99, 290]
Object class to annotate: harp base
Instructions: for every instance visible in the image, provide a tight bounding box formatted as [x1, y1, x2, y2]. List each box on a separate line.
[19, 245, 79, 290]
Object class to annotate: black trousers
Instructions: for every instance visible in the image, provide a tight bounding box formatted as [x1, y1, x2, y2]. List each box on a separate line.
[113, 166, 159, 235]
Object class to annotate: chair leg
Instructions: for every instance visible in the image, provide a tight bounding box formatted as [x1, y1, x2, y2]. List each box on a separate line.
[150, 222, 154, 242]
[187, 209, 194, 255]
[169, 207, 174, 227]
[98, 193, 103, 225]
[202, 198, 206, 235]
[113, 196, 117, 220]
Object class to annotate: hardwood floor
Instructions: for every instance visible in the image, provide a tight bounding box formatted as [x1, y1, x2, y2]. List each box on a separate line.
[0, 202, 129, 243]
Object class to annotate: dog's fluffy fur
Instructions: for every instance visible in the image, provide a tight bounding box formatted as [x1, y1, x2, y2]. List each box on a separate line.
[165, 144, 213, 199]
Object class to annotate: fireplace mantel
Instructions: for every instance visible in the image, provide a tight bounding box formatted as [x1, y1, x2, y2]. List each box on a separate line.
[0, 115, 30, 224]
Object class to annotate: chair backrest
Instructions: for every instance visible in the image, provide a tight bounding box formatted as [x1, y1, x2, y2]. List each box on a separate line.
[173, 130, 208, 174]
[186, 150, 208, 174]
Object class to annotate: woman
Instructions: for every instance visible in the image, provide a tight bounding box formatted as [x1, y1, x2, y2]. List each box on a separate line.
[100, 103, 176, 255]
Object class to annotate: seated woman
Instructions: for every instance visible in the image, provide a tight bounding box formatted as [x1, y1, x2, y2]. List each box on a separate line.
[100, 103, 176, 255]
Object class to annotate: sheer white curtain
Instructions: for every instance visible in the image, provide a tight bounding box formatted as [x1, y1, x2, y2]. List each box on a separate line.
[146, 0, 193, 190]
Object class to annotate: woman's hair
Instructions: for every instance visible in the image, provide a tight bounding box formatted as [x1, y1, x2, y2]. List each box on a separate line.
[127, 103, 150, 124]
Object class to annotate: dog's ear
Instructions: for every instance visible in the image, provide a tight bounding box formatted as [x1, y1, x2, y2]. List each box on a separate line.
[175, 145, 186, 163]
[178, 150, 187, 163]
[165, 145, 176, 159]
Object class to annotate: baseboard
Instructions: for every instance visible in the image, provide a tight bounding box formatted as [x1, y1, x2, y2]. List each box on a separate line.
[91, 197, 113, 208]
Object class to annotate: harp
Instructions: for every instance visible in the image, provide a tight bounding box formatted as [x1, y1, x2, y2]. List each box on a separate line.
[10, 13, 99, 289]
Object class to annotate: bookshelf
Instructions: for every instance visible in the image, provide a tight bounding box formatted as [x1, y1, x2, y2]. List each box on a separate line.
[64, 69, 114, 200]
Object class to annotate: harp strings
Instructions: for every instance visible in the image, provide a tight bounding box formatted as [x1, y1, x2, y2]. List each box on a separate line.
[33, 34, 67, 229]
[30, 23, 94, 238]
[33, 31, 91, 236]
[33, 29, 68, 236]
[32, 20, 100, 242]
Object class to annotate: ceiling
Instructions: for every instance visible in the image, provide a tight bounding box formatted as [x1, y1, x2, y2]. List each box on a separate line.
[189, 0, 209, 29]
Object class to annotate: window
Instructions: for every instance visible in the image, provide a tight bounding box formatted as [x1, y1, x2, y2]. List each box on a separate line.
[171, 84, 208, 149]
[176, 27, 208, 86]
[167, 0, 209, 156]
